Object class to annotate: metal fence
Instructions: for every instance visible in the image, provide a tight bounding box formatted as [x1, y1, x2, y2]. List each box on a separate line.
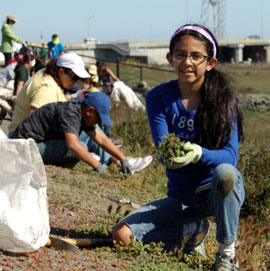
[28, 45, 175, 85]
[77, 54, 175, 83]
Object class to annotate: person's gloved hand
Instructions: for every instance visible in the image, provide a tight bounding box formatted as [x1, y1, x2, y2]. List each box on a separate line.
[120, 159, 132, 175]
[182, 142, 202, 163]
[164, 142, 202, 169]
[95, 164, 107, 174]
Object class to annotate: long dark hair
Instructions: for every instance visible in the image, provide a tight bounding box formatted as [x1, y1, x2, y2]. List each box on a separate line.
[43, 59, 78, 88]
[170, 24, 244, 149]
[43, 58, 63, 87]
[14, 52, 34, 73]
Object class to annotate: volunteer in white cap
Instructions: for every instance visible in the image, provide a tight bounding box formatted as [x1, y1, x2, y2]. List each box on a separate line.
[9, 52, 90, 135]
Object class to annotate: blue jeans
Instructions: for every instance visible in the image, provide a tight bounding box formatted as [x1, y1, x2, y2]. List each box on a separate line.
[8, 131, 15, 138]
[119, 163, 245, 250]
[104, 125, 112, 138]
[38, 128, 112, 167]
[78, 129, 111, 164]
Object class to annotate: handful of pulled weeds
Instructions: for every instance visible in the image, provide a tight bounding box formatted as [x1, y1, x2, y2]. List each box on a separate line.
[157, 134, 192, 169]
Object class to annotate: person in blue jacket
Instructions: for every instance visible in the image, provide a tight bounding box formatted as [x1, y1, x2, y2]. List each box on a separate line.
[112, 24, 245, 271]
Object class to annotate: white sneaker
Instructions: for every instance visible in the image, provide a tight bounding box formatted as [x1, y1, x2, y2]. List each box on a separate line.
[214, 253, 239, 271]
[127, 155, 153, 175]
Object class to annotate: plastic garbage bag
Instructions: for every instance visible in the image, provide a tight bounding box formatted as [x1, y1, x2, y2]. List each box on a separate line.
[0, 138, 50, 253]
[111, 81, 145, 110]
[0, 62, 16, 88]
[0, 97, 13, 115]
[0, 128, 7, 139]
[0, 87, 13, 100]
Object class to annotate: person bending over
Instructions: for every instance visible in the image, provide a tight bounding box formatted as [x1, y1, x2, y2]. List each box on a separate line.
[11, 92, 133, 174]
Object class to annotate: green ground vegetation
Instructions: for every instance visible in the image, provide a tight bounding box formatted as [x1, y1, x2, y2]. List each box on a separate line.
[60, 62, 270, 270]
[110, 62, 270, 95]
[109, 102, 270, 270]
[108, 62, 270, 269]
[1, 63, 270, 270]
[52, 100, 270, 270]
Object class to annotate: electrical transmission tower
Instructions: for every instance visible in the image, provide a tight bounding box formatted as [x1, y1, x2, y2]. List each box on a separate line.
[200, 0, 225, 39]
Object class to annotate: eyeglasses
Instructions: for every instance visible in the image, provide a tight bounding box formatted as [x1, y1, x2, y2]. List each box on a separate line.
[70, 73, 80, 82]
[172, 52, 209, 64]
[64, 69, 80, 82]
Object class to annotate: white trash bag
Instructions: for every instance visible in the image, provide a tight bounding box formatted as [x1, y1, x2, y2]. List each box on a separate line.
[0, 129, 7, 139]
[0, 138, 50, 253]
[111, 81, 145, 110]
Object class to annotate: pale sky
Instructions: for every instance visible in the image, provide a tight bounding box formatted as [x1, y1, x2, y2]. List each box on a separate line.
[0, 0, 268, 44]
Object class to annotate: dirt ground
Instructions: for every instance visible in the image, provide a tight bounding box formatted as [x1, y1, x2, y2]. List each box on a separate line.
[0, 162, 140, 270]
[0, 117, 138, 269]
[0, 161, 219, 271]
[0, 119, 217, 271]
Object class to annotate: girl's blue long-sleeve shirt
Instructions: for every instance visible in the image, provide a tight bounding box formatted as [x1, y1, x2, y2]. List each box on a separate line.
[145, 80, 239, 197]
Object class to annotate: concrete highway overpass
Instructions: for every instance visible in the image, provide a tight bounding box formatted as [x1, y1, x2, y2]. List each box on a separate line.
[64, 38, 270, 65]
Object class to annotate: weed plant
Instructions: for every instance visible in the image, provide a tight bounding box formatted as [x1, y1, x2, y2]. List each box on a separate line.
[238, 144, 270, 223]
[236, 216, 270, 270]
[110, 102, 154, 155]
[237, 111, 270, 224]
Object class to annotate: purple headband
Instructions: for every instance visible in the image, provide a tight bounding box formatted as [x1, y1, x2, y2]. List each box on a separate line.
[169, 25, 217, 58]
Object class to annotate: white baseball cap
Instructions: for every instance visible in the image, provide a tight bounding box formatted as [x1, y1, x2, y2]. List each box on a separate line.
[56, 52, 90, 79]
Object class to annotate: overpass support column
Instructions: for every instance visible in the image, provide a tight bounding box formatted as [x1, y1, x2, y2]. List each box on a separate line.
[264, 45, 270, 63]
[234, 44, 244, 62]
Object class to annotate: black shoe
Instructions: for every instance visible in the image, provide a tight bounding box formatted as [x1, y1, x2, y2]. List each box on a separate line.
[182, 218, 211, 258]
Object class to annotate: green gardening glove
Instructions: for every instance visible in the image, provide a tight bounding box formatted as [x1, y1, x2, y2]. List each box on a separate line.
[182, 142, 202, 164]
[165, 142, 202, 169]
